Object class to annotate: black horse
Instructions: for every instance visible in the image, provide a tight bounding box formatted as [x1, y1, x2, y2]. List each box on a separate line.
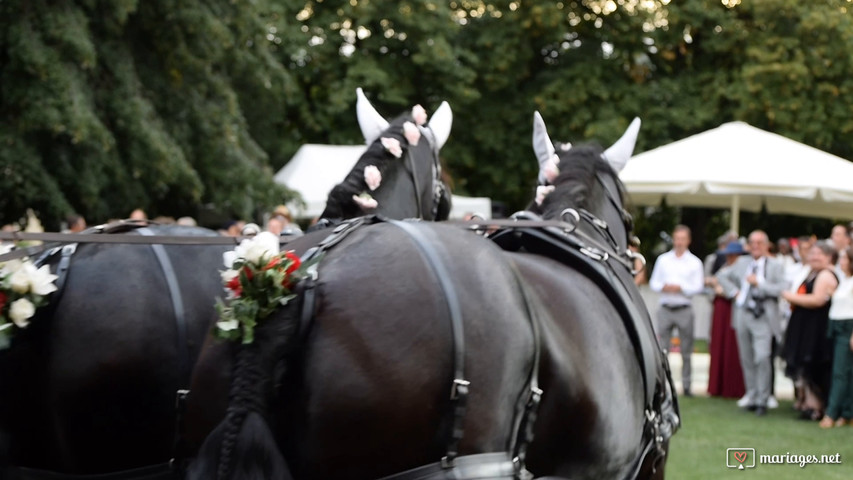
[0, 224, 230, 476]
[182, 115, 678, 479]
[491, 112, 679, 478]
[0, 90, 454, 478]
[317, 88, 453, 223]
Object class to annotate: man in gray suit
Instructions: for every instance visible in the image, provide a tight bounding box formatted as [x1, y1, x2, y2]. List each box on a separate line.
[717, 230, 787, 416]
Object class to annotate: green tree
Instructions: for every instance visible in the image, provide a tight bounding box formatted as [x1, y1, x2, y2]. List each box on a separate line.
[1, 0, 294, 228]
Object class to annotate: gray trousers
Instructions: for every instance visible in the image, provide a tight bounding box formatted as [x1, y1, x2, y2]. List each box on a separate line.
[656, 305, 694, 393]
[734, 309, 773, 407]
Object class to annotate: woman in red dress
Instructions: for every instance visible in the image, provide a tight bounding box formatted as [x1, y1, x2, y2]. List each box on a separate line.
[708, 241, 747, 398]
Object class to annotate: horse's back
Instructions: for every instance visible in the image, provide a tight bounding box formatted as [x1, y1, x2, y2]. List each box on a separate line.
[2, 225, 230, 472]
[187, 222, 538, 480]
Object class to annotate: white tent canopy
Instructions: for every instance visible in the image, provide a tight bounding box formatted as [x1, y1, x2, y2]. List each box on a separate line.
[619, 121, 853, 232]
[273, 144, 492, 220]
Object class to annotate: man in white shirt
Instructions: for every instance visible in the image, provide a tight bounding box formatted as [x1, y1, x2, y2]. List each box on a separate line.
[717, 230, 787, 416]
[649, 224, 706, 397]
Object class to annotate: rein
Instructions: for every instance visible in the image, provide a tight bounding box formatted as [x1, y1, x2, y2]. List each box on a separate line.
[0, 230, 298, 263]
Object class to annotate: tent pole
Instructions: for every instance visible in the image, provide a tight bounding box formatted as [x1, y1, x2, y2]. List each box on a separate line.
[731, 195, 740, 234]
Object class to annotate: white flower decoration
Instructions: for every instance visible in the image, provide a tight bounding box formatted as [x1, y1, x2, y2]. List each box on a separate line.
[543, 154, 560, 183]
[216, 319, 240, 332]
[381, 137, 403, 158]
[9, 265, 32, 294]
[403, 121, 421, 146]
[27, 264, 58, 296]
[364, 165, 382, 191]
[1, 259, 25, 277]
[9, 298, 35, 328]
[220, 268, 239, 284]
[222, 250, 238, 270]
[241, 231, 280, 264]
[412, 105, 428, 126]
[535, 185, 556, 206]
[353, 194, 379, 210]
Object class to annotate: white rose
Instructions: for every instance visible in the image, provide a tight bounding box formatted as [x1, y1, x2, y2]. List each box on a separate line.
[216, 319, 240, 332]
[9, 297, 35, 328]
[223, 250, 238, 269]
[243, 231, 279, 264]
[364, 165, 382, 191]
[1, 259, 25, 279]
[9, 263, 35, 294]
[28, 264, 58, 296]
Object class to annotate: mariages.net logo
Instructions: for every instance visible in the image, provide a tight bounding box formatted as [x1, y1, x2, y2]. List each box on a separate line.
[727, 447, 842, 470]
[726, 448, 756, 470]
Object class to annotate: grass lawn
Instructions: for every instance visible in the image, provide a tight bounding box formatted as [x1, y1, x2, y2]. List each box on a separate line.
[666, 396, 853, 479]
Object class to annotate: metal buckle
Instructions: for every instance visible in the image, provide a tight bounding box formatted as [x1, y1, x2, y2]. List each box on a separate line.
[559, 208, 579, 233]
[627, 249, 646, 275]
[450, 378, 470, 399]
[580, 246, 608, 261]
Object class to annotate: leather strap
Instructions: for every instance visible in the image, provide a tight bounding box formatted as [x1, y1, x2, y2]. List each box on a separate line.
[137, 228, 190, 387]
[389, 220, 469, 468]
[375, 453, 517, 480]
[2, 463, 177, 480]
[506, 264, 542, 471]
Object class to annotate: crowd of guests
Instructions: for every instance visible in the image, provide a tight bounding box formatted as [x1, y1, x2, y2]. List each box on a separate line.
[649, 223, 853, 427]
[43, 205, 304, 239]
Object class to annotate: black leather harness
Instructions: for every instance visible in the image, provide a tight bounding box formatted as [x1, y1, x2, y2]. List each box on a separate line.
[489, 210, 680, 479]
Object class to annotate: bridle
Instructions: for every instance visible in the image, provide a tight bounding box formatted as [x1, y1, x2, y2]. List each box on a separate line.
[410, 123, 447, 221]
[541, 169, 644, 276]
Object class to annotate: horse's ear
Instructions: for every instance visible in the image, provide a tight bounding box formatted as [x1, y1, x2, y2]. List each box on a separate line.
[603, 117, 641, 172]
[533, 111, 556, 184]
[429, 101, 453, 150]
[356, 88, 390, 145]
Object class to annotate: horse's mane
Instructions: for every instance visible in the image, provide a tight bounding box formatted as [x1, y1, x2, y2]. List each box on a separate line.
[320, 114, 417, 220]
[535, 143, 619, 216]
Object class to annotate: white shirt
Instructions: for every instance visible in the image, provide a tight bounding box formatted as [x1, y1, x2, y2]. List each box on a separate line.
[829, 274, 853, 320]
[649, 249, 705, 306]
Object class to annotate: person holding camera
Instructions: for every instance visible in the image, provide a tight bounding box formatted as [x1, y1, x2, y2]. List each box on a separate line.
[717, 230, 787, 416]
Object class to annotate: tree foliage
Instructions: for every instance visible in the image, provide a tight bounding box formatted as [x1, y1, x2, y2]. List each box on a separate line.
[3, 0, 853, 235]
[1, 0, 294, 228]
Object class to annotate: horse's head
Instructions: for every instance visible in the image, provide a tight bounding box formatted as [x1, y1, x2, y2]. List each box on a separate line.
[528, 111, 640, 253]
[318, 89, 453, 222]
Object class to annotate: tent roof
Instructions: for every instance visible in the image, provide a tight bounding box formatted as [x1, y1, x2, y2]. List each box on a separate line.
[274, 144, 492, 219]
[619, 121, 853, 219]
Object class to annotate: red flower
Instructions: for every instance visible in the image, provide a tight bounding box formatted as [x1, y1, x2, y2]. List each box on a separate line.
[227, 275, 242, 297]
[263, 256, 281, 271]
[281, 251, 302, 289]
[226, 266, 254, 298]
[0, 291, 6, 313]
[284, 251, 301, 275]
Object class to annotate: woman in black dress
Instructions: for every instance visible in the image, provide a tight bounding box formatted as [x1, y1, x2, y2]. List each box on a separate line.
[782, 241, 839, 420]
